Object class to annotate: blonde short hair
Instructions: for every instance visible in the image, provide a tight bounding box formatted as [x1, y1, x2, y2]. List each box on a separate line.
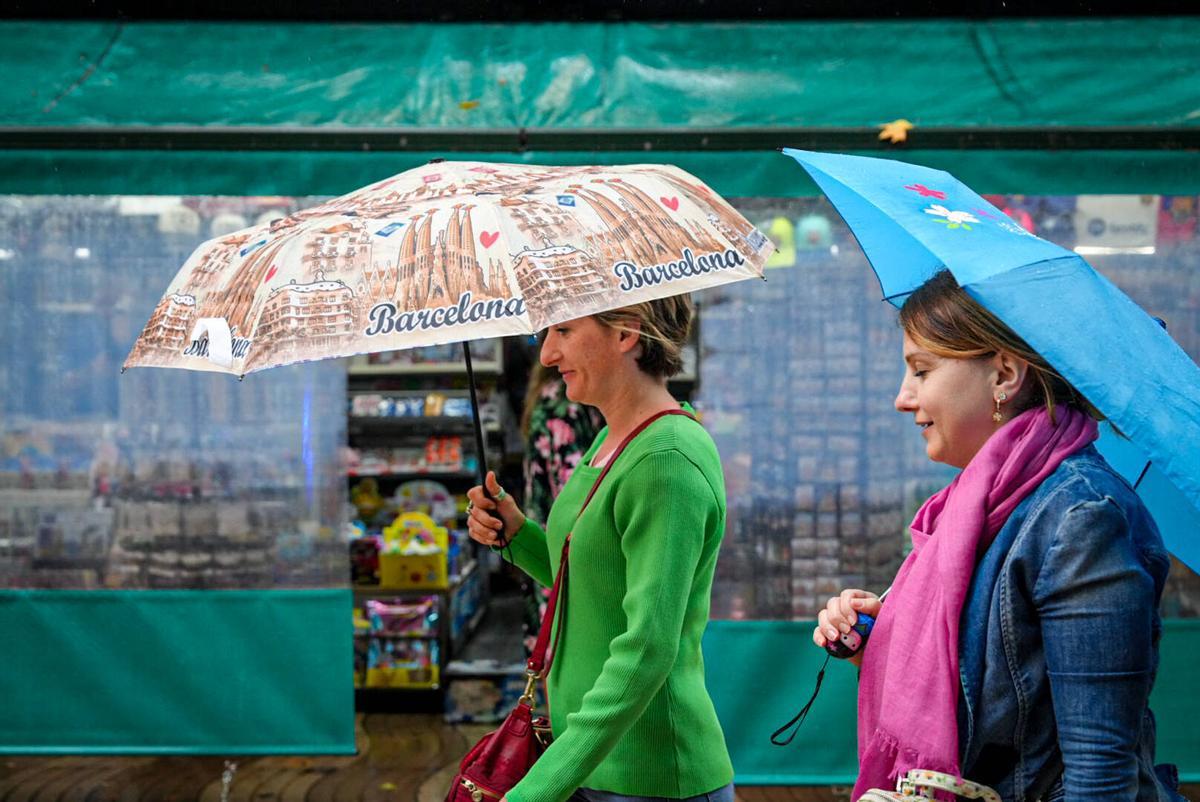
[593, 294, 693, 379]
[899, 270, 1099, 422]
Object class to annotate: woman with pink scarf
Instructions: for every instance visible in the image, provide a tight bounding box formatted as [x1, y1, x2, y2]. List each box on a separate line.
[815, 271, 1186, 802]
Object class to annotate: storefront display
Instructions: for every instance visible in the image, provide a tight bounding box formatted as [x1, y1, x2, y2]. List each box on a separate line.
[343, 345, 506, 709]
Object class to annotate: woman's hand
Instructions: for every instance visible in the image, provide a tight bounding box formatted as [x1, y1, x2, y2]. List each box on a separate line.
[466, 471, 526, 547]
[812, 589, 882, 668]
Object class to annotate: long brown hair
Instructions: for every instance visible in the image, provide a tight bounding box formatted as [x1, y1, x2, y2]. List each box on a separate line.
[899, 270, 1100, 422]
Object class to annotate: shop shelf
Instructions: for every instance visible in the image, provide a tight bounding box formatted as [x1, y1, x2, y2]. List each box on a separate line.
[345, 468, 479, 479]
[352, 560, 478, 599]
[353, 631, 438, 640]
[348, 415, 501, 433]
[347, 361, 502, 376]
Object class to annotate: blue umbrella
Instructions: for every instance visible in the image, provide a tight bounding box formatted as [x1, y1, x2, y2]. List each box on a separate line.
[783, 148, 1200, 572]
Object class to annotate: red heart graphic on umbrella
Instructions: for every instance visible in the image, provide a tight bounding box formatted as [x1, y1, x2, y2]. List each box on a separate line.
[660, 196, 680, 211]
[479, 231, 499, 248]
[264, 265, 278, 283]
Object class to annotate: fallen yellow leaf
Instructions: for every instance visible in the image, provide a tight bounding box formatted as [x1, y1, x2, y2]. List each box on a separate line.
[878, 119, 914, 144]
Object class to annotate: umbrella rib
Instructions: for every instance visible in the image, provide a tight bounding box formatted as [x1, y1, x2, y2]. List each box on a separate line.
[1133, 461, 1153, 491]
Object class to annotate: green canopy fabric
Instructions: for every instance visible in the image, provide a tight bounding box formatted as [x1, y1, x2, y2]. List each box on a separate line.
[4, 18, 1199, 197]
[3, 18, 1198, 129]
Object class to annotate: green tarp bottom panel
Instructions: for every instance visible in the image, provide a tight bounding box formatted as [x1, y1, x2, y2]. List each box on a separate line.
[702, 619, 1200, 785]
[0, 589, 355, 755]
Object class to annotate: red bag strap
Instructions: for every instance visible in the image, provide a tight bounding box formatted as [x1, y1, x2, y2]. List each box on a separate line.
[526, 408, 697, 678]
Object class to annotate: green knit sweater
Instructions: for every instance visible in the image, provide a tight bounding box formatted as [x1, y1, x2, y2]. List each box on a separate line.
[503, 409, 734, 802]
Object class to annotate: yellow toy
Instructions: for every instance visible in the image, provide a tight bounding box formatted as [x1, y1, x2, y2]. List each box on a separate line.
[380, 511, 449, 589]
[350, 477, 386, 521]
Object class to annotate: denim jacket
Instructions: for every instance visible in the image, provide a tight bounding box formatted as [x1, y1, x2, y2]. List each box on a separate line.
[957, 446, 1184, 802]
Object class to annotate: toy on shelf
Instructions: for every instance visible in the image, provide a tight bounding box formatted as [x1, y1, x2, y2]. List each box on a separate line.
[350, 478, 386, 521]
[365, 638, 440, 688]
[380, 511, 449, 589]
[349, 531, 382, 585]
[423, 436, 464, 472]
[393, 479, 457, 524]
[365, 597, 438, 638]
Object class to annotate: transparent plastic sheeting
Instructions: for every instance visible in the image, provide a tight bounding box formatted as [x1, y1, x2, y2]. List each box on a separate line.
[0, 195, 347, 591]
[3, 192, 1199, 614]
[3, 19, 1199, 129]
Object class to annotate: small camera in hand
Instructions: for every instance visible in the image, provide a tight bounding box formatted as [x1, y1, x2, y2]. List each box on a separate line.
[824, 612, 876, 659]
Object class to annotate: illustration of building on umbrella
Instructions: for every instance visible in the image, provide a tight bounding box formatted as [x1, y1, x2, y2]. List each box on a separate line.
[202, 237, 295, 340]
[569, 179, 728, 269]
[511, 242, 615, 327]
[302, 221, 374, 283]
[188, 234, 256, 293]
[661, 172, 759, 245]
[244, 273, 356, 372]
[502, 196, 591, 245]
[126, 292, 198, 364]
[381, 205, 509, 311]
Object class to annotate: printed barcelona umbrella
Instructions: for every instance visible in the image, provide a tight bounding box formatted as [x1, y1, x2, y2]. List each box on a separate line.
[783, 148, 1200, 572]
[124, 160, 774, 483]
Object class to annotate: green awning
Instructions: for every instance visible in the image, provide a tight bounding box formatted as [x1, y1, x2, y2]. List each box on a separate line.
[3, 148, 1198, 198]
[4, 18, 1199, 129]
[3, 18, 1199, 197]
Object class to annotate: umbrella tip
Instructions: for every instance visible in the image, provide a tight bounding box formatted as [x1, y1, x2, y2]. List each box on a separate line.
[238, 374, 245, 382]
[119, 366, 126, 375]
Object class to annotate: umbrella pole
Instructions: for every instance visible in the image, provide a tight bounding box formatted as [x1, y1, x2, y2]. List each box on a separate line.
[462, 341, 491, 495]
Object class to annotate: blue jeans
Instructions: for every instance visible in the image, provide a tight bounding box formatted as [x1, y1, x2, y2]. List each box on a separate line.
[568, 782, 735, 802]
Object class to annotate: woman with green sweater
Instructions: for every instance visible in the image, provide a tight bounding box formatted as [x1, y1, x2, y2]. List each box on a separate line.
[466, 294, 734, 802]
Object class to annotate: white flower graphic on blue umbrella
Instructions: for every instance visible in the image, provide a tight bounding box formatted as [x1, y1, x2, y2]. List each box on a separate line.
[924, 204, 980, 230]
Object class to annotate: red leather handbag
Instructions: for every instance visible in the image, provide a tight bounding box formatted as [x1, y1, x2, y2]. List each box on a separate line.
[446, 409, 695, 802]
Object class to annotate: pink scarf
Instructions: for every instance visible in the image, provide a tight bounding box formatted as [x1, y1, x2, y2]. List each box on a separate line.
[853, 407, 1098, 798]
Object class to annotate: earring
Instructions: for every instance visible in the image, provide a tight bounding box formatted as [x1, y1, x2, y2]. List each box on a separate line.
[993, 391, 1008, 423]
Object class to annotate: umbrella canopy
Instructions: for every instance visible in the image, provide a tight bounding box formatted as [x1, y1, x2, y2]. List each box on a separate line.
[123, 161, 772, 376]
[783, 148, 1200, 572]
